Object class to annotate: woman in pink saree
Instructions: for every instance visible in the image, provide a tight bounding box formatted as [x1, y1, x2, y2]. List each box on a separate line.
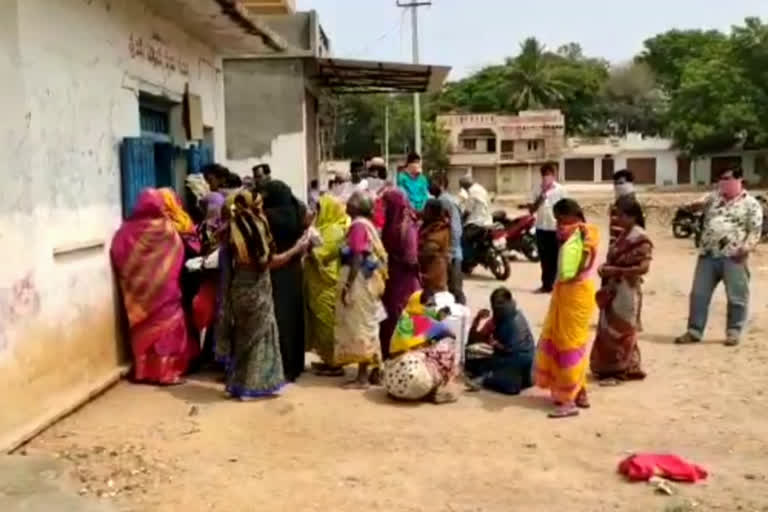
[111, 188, 200, 385]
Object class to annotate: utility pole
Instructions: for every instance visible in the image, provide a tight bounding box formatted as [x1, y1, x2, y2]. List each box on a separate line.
[397, 0, 431, 155]
[384, 101, 390, 169]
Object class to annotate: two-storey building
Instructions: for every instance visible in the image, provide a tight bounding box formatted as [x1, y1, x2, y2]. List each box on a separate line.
[437, 110, 565, 194]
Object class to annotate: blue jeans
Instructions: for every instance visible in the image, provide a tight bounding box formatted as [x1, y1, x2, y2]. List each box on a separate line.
[687, 255, 750, 340]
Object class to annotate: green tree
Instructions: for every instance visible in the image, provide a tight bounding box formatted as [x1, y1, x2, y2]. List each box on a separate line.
[506, 38, 567, 110]
[638, 29, 728, 92]
[658, 18, 768, 154]
[667, 53, 761, 154]
[421, 120, 450, 172]
[587, 61, 667, 136]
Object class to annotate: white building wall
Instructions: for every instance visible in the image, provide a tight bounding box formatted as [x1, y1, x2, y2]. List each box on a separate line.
[0, 0, 226, 449]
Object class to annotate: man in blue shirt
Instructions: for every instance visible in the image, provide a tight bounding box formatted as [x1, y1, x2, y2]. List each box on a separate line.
[397, 152, 429, 211]
[429, 178, 466, 304]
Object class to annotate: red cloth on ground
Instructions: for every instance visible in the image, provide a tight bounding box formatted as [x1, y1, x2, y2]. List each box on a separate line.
[618, 453, 708, 483]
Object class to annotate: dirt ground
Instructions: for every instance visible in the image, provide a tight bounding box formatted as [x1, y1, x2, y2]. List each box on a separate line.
[23, 192, 768, 512]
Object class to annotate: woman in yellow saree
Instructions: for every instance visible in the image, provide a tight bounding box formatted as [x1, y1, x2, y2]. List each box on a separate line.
[305, 195, 349, 376]
[534, 198, 600, 418]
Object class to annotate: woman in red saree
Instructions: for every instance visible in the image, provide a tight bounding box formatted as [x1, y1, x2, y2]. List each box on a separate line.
[590, 196, 653, 385]
[111, 188, 200, 385]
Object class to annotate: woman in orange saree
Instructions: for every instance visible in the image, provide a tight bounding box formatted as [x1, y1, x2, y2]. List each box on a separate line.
[534, 198, 600, 418]
[111, 188, 200, 385]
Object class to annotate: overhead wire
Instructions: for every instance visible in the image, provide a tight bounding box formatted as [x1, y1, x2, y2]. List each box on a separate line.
[354, 8, 408, 58]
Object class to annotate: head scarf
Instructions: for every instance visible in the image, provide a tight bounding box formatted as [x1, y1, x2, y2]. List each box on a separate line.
[227, 189, 274, 268]
[262, 180, 304, 252]
[315, 194, 349, 232]
[131, 188, 166, 221]
[420, 198, 450, 238]
[390, 291, 434, 355]
[389, 291, 453, 356]
[158, 188, 195, 235]
[200, 192, 226, 242]
[381, 188, 417, 255]
[203, 189, 224, 218]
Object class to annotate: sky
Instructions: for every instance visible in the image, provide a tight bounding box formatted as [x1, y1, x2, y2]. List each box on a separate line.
[296, 0, 768, 79]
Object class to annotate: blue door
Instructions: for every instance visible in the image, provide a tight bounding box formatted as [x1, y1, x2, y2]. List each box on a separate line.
[154, 142, 175, 188]
[120, 137, 156, 217]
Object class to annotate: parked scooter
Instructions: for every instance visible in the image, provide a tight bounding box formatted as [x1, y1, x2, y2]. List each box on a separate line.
[757, 195, 768, 242]
[491, 210, 539, 262]
[461, 223, 511, 281]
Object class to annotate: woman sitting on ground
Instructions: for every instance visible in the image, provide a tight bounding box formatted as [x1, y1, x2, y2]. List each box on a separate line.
[590, 195, 653, 385]
[465, 287, 534, 395]
[382, 290, 459, 404]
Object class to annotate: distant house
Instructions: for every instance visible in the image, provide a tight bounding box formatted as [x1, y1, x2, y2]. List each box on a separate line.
[560, 134, 765, 186]
[437, 110, 566, 193]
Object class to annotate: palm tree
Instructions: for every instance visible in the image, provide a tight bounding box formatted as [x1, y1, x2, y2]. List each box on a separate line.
[507, 38, 567, 110]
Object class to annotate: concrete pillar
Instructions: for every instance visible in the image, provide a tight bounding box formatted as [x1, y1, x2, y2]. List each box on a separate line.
[593, 157, 601, 182]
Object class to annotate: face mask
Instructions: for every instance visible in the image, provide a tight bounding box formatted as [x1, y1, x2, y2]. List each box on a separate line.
[614, 182, 634, 198]
[556, 225, 574, 242]
[719, 179, 743, 199]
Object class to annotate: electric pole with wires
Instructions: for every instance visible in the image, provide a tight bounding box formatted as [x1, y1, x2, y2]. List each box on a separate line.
[397, 0, 431, 155]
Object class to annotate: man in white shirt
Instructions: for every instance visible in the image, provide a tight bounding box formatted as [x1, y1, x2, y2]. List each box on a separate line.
[522, 163, 566, 293]
[459, 176, 493, 265]
[460, 176, 493, 228]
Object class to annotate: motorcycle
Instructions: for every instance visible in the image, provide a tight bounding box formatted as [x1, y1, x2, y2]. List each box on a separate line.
[672, 206, 703, 246]
[758, 195, 768, 242]
[491, 210, 539, 262]
[461, 223, 511, 281]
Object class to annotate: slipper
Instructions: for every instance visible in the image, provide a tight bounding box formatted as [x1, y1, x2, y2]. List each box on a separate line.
[548, 406, 579, 419]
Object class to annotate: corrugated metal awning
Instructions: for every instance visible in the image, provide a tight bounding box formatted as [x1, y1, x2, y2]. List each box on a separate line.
[313, 58, 451, 94]
[143, 0, 287, 53]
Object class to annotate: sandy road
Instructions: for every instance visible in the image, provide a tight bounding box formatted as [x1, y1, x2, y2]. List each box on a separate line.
[24, 194, 768, 512]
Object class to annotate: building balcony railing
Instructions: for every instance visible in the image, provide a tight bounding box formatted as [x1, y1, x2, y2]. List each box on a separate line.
[449, 152, 498, 166]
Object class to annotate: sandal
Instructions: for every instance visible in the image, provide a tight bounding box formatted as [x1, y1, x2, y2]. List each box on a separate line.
[575, 389, 591, 409]
[548, 405, 579, 418]
[674, 333, 701, 345]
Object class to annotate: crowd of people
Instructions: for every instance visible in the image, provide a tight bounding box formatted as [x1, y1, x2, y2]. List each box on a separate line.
[110, 154, 763, 418]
